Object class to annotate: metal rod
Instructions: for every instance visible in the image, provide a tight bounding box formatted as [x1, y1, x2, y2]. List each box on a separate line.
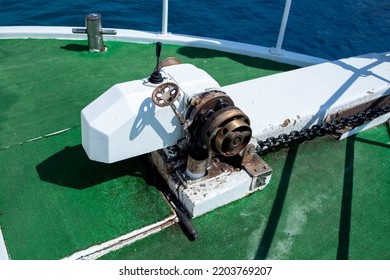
[170, 103, 186, 125]
[162, 0, 169, 35]
[72, 28, 87, 34]
[274, 0, 292, 54]
[102, 29, 117, 35]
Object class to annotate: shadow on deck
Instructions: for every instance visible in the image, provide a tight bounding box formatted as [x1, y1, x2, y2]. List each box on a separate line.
[36, 145, 149, 190]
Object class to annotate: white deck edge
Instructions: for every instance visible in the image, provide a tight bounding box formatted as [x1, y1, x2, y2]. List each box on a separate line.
[63, 214, 177, 260]
[0, 226, 10, 260]
[0, 26, 327, 67]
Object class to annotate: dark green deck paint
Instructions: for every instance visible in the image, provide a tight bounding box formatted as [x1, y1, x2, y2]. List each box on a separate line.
[0, 39, 296, 259]
[0, 127, 172, 259]
[101, 126, 390, 260]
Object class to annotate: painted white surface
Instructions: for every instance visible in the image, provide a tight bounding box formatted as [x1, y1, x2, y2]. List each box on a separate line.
[223, 52, 390, 141]
[0, 26, 326, 67]
[81, 63, 219, 163]
[179, 169, 271, 218]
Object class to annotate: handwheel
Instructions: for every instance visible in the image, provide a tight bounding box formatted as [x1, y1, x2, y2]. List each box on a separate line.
[151, 82, 180, 107]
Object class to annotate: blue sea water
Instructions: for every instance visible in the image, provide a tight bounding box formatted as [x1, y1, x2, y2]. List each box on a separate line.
[0, 0, 388, 60]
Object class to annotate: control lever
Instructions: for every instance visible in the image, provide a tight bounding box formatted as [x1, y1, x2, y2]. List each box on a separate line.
[148, 42, 164, 84]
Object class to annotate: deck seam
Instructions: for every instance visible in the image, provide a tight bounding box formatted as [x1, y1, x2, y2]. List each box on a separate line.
[63, 214, 177, 260]
[0, 126, 77, 151]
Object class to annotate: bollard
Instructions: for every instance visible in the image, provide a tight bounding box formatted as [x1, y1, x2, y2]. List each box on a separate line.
[72, 13, 117, 52]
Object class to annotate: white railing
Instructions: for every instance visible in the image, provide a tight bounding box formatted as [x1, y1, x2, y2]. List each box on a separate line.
[271, 0, 292, 55]
[161, 0, 169, 36]
[0, 0, 324, 67]
[160, 0, 293, 55]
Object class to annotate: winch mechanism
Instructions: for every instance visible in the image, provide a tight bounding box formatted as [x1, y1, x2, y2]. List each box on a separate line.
[150, 83, 272, 218]
[81, 42, 272, 219]
[152, 83, 254, 180]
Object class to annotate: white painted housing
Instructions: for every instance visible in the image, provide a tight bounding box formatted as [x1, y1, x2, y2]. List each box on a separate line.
[81, 64, 219, 163]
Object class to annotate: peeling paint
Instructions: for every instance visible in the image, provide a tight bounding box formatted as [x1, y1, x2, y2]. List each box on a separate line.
[281, 119, 291, 127]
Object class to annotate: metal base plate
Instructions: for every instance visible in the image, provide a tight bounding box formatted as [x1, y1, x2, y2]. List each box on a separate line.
[151, 146, 272, 218]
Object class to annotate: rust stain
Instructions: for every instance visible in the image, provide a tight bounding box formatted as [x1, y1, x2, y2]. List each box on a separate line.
[281, 119, 291, 127]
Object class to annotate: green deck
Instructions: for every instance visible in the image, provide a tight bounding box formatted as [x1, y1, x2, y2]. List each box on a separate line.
[0, 39, 389, 260]
[0, 39, 299, 259]
[102, 126, 390, 260]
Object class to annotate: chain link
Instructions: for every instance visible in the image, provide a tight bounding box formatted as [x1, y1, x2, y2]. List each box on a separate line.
[256, 104, 390, 154]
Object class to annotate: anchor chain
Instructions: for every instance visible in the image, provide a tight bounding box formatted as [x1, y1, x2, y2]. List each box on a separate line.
[256, 104, 390, 154]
